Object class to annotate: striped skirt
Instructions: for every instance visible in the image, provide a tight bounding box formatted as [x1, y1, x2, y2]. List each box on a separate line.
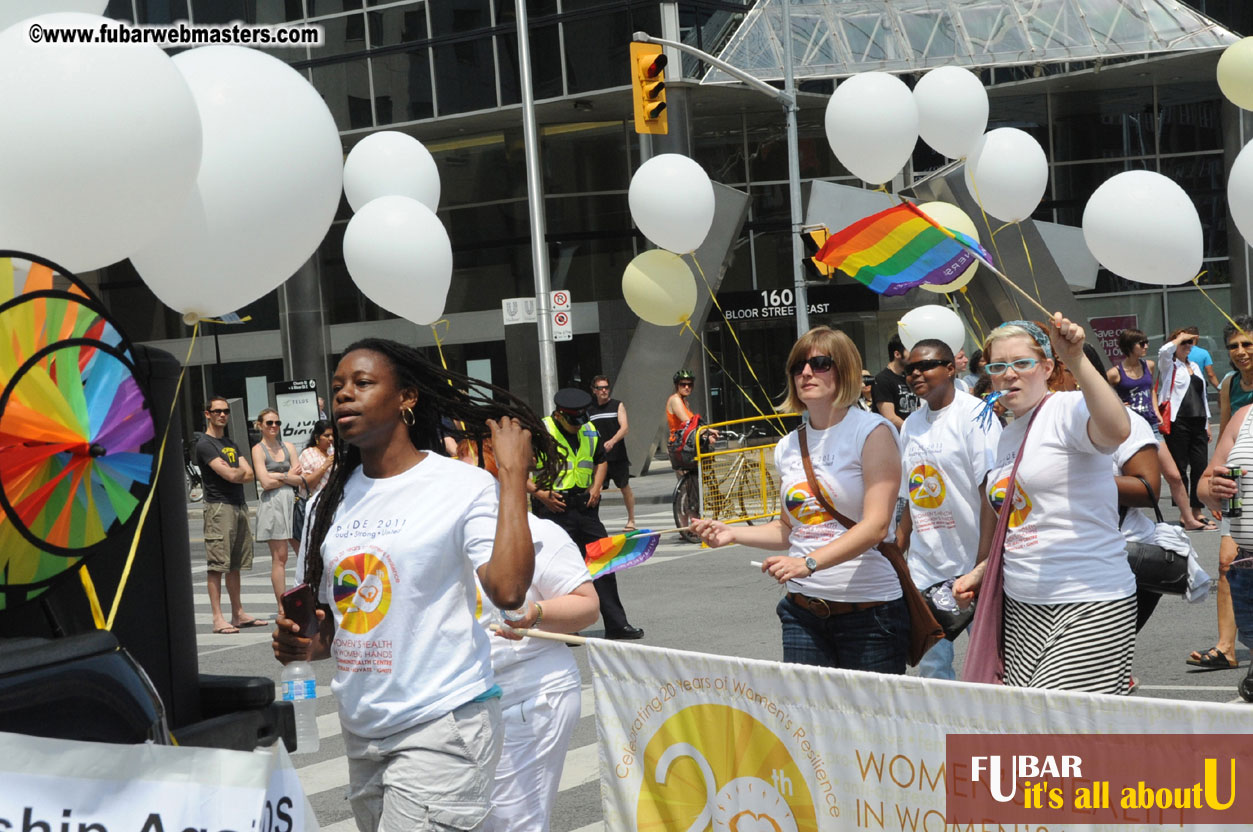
[1003, 594, 1136, 695]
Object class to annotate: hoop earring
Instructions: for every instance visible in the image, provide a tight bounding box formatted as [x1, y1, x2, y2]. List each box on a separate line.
[401, 405, 416, 427]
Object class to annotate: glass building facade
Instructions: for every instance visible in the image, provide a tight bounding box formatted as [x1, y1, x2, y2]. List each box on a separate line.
[92, 0, 1253, 428]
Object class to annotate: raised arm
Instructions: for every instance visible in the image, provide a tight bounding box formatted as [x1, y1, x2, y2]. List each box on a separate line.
[1050, 313, 1128, 450]
[475, 417, 536, 611]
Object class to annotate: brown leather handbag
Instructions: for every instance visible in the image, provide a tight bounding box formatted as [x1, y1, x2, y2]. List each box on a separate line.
[798, 424, 943, 667]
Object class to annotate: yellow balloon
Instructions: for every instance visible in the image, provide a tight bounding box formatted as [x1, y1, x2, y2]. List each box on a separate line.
[1219, 37, 1253, 111]
[622, 249, 697, 326]
[916, 200, 979, 294]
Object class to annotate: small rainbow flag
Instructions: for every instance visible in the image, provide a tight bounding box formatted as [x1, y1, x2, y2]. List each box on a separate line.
[815, 202, 991, 296]
[584, 530, 660, 579]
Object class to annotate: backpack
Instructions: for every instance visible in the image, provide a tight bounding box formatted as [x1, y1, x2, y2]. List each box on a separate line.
[668, 415, 710, 471]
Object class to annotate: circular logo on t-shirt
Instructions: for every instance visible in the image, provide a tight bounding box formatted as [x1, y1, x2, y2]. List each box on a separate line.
[988, 477, 1032, 528]
[784, 479, 836, 526]
[333, 551, 392, 634]
[907, 464, 946, 509]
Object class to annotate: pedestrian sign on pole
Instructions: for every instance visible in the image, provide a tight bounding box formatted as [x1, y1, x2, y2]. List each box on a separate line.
[551, 290, 572, 342]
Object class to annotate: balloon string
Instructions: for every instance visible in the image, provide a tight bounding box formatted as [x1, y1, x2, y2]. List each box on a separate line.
[106, 323, 199, 630]
[679, 320, 781, 429]
[966, 170, 1024, 319]
[1016, 223, 1044, 306]
[430, 319, 453, 385]
[79, 566, 106, 630]
[1190, 273, 1245, 334]
[958, 287, 989, 343]
[945, 292, 983, 353]
[197, 315, 253, 324]
[685, 254, 787, 436]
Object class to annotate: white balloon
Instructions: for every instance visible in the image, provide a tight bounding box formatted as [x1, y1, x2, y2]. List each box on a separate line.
[0, 12, 201, 272]
[343, 196, 452, 326]
[343, 131, 440, 213]
[1229, 141, 1253, 251]
[824, 73, 919, 185]
[914, 67, 988, 160]
[0, 0, 105, 33]
[130, 46, 343, 319]
[963, 128, 1049, 222]
[628, 154, 715, 253]
[1082, 170, 1202, 287]
[898, 305, 965, 354]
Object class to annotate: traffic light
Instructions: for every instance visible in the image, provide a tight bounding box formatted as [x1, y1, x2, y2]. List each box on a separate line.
[630, 42, 668, 135]
[802, 226, 835, 279]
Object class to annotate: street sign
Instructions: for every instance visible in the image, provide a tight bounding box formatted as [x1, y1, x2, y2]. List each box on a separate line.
[273, 379, 320, 444]
[551, 290, 572, 342]
[502, 297, 538, 325]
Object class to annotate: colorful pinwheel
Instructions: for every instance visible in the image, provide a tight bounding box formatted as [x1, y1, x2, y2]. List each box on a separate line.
[0, 254, 155, 610]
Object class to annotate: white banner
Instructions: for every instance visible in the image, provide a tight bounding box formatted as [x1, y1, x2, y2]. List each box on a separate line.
[0, 732, 317, 832]
[589, 642, 1252, 832]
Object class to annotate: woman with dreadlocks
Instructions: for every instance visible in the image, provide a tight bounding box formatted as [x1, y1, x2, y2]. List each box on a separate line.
[273, 338, 559, 832]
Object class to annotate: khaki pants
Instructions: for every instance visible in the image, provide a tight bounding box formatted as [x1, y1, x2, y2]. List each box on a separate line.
[346, 698, 502, 832]
[203, 502, 253, 573]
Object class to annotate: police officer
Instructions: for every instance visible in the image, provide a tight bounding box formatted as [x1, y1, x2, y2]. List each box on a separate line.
[530, 388, 643, 640]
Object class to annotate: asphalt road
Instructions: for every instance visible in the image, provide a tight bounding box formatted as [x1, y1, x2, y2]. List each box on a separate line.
[190, 463, 1253, 831]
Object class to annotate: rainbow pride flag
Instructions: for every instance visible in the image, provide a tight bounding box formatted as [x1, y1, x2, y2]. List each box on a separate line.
[815, 202, 991, 296]
[584, 530, 659, 579]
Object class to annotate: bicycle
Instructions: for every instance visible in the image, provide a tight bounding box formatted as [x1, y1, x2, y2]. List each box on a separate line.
[672, 425, 777, 543]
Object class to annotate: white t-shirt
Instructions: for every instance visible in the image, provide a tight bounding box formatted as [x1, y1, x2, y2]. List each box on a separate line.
[474, 515, 588, 710]
[308, 454, 502, 739]
[899, 390, 1002, 589]
[774, 408, 902, 602]
[986, 392, 1136, 604]
[1112, 408, 1159, 545]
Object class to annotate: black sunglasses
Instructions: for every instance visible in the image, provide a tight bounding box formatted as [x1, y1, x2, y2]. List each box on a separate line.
[790, 355, 835, 376]
[905, 359, 952, 375]
[1136, 339, 1149, 347]
[592, 385, 609, 390]
[208, 408, 230, 415]
[264, 420, 282, 426]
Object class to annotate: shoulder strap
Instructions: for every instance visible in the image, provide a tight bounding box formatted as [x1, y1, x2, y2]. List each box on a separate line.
[797, 421, 867, 531]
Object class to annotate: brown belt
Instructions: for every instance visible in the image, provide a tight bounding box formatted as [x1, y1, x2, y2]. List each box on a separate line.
[786, 592, 887, 620]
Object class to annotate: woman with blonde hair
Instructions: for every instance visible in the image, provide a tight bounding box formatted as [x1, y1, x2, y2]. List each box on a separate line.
[956, 316, 1134, 693]
[251, 407, 304, 605]
[693, 326, 907, 672]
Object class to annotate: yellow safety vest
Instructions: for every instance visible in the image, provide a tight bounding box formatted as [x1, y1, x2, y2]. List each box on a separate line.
[543, 416, 598, 490]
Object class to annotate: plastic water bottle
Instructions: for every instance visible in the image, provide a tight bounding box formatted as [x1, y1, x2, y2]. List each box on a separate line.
[280, 661, 319, 754]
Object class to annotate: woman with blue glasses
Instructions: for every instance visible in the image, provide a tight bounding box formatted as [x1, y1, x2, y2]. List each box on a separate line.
[955, 316, 1135, 694]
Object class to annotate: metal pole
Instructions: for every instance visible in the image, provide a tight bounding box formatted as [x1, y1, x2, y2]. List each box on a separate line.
[780, 0, 809, 336]
[634, 30, 809, 330]
[517, 0, 558, 409]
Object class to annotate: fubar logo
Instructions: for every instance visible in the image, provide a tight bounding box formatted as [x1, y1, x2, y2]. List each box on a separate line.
[637, 704, 818, 831]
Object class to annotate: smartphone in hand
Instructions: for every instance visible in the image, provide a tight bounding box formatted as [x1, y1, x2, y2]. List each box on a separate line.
[281, 583, 319, 638]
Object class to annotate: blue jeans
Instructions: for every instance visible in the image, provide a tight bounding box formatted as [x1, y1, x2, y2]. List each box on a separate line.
[776, 595, 909, 674]
[1230, 566, 1253, 651]
[917, 637, 956, 680]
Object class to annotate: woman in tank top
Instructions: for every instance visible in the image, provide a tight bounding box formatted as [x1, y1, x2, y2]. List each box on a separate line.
[1106, 328, 1207, 532]
[1106, 328, 1158, 430]
[252, 408, 304, 606]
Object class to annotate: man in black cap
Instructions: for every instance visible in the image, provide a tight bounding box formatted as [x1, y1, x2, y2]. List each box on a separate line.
[529, 387, 643, 639]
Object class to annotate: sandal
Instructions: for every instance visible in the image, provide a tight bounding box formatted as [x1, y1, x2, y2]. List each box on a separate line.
[622, 524, 636, 533]
[1185, 647, 1238, 670]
